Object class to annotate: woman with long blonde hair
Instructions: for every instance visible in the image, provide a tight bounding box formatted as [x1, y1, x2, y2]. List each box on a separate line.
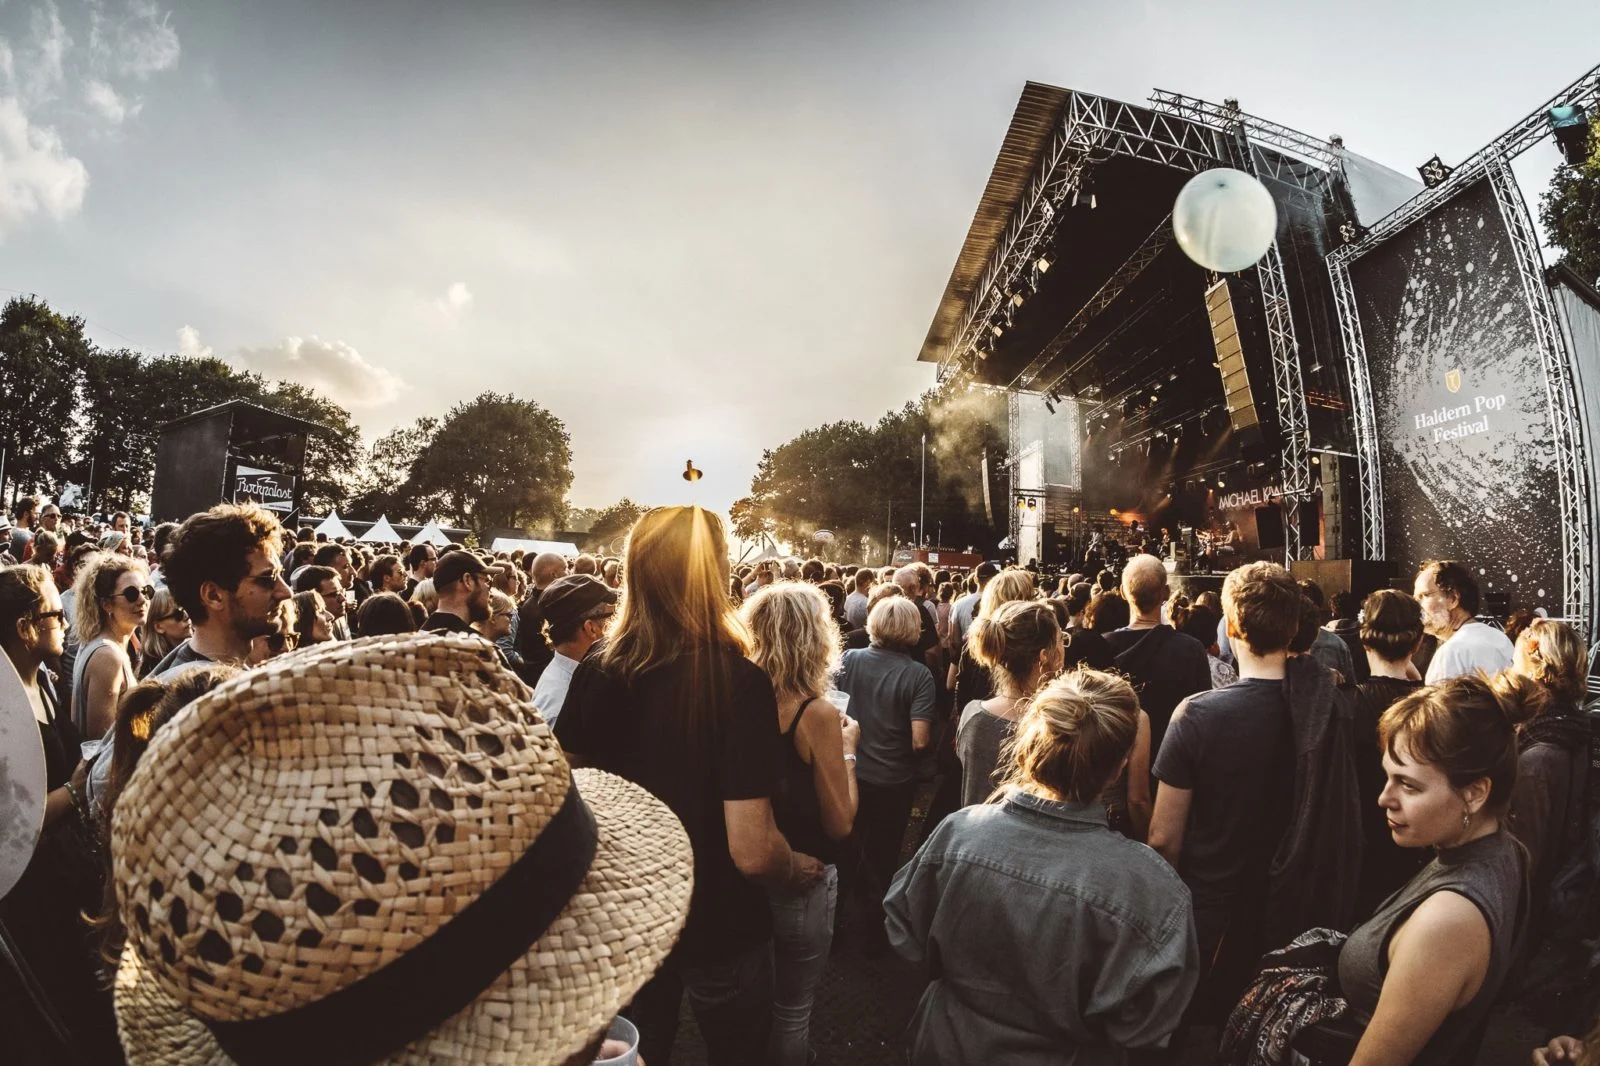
[950, 568, 1036, 710]
[71, 551, 151, 741]
[742, 582, 860, 1066]
[553, 506, 822, 1066]
[137, 586, 192, 678]
[886, 668, 1198, 1063]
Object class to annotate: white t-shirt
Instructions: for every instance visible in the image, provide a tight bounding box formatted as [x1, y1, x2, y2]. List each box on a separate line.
[1425, 621, 1515, 684]
[532, 650, 581, 726]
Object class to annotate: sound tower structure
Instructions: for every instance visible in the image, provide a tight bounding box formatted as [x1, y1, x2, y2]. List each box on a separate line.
[150, 401, 329, 524]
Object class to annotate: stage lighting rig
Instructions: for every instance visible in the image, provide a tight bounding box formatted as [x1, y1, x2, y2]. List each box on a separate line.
[1548, 104, 1593, 165]
[1417, 155, 1454, 189]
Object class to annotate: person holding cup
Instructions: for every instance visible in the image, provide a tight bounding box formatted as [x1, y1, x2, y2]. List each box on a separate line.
[743, 581, 860, 1066]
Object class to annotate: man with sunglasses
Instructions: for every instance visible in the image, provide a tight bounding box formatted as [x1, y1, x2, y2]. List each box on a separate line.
[150, 504, 293, 680]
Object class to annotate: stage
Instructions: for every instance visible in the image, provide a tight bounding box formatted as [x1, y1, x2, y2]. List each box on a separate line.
[916, 67, 1600, 632]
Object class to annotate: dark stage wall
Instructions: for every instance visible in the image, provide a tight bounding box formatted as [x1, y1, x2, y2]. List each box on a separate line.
[1351, 179, 1561, 614]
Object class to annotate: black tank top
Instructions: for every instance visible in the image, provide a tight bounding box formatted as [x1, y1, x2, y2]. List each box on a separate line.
[771, 697, 839, 866]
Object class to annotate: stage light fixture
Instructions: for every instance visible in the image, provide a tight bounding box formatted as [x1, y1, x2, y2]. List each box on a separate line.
[1217, 477, 1226, 488]
[990, 323, 1004, 338]
[1417, 155, 1454, 189]
[1044, 398, 1056, 414]
[1036, 255, 1052, 273]
[1011, 292, 1025, 307]
[1548, 105, 1593, 166]
[1311, 455, 1321, 466]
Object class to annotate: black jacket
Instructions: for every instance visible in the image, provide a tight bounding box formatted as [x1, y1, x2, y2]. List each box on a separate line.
[1264, 655, 1365, 946]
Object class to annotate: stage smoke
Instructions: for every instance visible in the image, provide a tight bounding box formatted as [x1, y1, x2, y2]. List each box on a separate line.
[1173, 168, 1277, 273]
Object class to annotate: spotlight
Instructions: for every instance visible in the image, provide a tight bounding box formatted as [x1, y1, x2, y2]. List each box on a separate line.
[1036, 255, 1052, 273]
[1311, 455, 1321, 466]
[990, 323, 1004, 338]
[1417, 154, 1453, 189]
[1011, 292, 1025, 308]
[1549, 105, 1593, 166]
[1044, 398, 1056, 414]
[1217, 477, 1227, 489]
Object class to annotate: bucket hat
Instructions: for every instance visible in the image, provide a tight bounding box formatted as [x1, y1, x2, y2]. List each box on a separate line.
[111, 632, 691, 1065]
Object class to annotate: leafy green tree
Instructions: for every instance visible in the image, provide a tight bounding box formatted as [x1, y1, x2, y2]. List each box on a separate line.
[737, 383, 1006, 562]
[1540, 121, 1600, 286]
[405, 392, 573, 538]
[0, 297, 92, 504]
[588, 498, 652, 542]
[79, 350, 260, 511]
[349, 416, 440, 521]
[260, 381, 364, 514]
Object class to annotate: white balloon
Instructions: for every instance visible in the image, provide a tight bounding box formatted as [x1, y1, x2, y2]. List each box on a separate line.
[1172, 168, 1278, 273]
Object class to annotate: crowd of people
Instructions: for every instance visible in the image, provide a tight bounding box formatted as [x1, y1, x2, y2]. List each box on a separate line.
[0, 495, 1597, 1066]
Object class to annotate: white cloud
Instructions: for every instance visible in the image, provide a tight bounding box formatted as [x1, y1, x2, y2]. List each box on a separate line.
[233, 335, 410, 409]
[89, 0, 180, 80]
[0, 96, 88, 237]
[433, 280, 474, 318]
[175, 324, 211, 359]
[26, 1, 70, 99]
[84, 78, 135, 123]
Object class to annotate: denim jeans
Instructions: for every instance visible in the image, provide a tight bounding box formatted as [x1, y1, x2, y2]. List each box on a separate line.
[626, 939, 773, 1066]
[769, 864, 839, 1066]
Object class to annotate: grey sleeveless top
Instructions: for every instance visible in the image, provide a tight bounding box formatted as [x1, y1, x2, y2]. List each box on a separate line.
[1336, 830, 1526, 1066]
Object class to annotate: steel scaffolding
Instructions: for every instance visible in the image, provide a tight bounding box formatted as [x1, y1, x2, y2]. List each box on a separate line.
[1486, 156, 1593, 628]
[1326, 255, 1385, 560]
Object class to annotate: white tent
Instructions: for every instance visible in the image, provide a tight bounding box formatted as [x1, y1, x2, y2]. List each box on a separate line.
[359, 515, 403, 544]
[313, 511, 355, 540]
[410, 521, 452, 547]
[488, 537, 580, 558]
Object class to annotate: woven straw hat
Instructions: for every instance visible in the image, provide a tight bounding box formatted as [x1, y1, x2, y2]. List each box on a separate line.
[111, 633, 692, 1065]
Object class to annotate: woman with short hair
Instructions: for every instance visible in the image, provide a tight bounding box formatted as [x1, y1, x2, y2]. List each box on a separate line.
[1335, 673, 1543, 1066]
[71, 552, 151, 741]
[839, 596, 937, 943]
[742, 582, 860, 1066]
[887, 668, 1198, 1064]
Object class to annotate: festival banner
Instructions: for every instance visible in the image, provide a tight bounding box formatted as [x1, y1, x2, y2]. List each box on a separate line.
[233, 464, 297, 514]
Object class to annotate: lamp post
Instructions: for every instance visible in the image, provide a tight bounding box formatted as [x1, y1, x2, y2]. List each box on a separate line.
[919, 433, 927, 551]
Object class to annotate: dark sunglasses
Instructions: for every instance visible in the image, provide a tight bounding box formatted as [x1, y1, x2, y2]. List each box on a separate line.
[30, 608, 66, 626]
[159, 608, 190, 624]
[265, 631, 300, 653]
[117, 585, 156, 604]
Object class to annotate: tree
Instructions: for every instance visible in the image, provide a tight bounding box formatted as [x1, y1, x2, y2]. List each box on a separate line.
[1539, 122, 1600, 287]
[0, 297, 92, 504]
[588, 498, 651, 542]
[405, 392, 573, 538]
[78, 350, 260, 511]
[737, 383, 1006, 561]
[350, 416, 440, 521]
[261, 381, 364, 514]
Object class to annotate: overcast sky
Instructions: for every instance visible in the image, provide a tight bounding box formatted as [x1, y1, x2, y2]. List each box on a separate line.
[3, 0, 1597, 516]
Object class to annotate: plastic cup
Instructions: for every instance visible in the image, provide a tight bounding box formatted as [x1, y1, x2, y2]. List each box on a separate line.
[593, 1016, 639, 1065]
[825, 689, 850, 718]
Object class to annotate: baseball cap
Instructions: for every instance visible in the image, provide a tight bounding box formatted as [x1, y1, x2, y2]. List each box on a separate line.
[433, 550, 490, 588]
[539, 574, 618, 629]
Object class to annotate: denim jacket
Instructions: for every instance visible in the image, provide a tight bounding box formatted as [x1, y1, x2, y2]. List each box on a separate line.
[885, 789, 1198, 1066]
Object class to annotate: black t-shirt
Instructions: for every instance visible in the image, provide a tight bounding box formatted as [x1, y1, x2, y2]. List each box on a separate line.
[1152, 677, 1295, 910]
[1105, 625, 1213, 757]
[553, 648, 781, 964]
[1062, 628, 1116, 671]
[516, 589, 555, 680]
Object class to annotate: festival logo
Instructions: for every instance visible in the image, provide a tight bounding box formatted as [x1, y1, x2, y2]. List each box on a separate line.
[234, 465, 296, 513]
[1445, 368, 1462, 393]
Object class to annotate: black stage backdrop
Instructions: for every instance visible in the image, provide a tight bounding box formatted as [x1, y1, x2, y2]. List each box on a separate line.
[1351, 178, 1560, 614]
